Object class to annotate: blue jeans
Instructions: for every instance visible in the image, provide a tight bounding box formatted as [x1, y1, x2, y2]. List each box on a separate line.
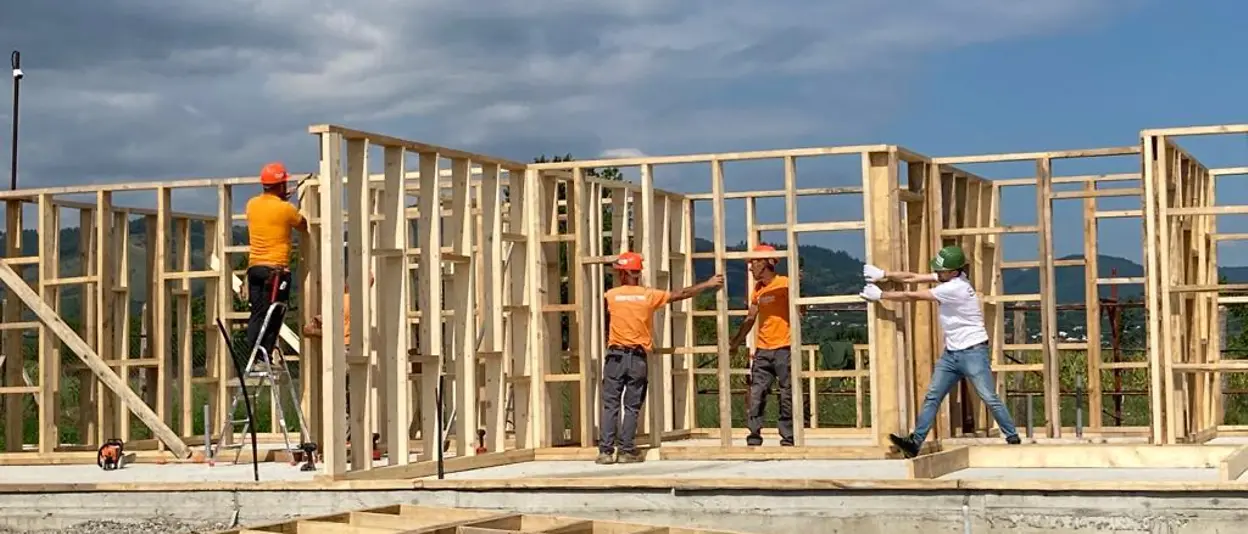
[911, 342, 1018, 444]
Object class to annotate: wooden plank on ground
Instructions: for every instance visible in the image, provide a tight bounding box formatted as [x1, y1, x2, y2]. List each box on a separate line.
[659, 446, 890, 461]
[1220, 445, 1248, 481]
[328, 448, 535, 481]
[908, 446, 969, 479]
[969, 444, 1234, 469]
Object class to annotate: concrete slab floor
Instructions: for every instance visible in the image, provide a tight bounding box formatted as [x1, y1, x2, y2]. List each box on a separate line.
[661, 438, 875, 447]
[433, 459, 912, 480]
[0, 459, 914, 484]
[1205, 436, 1248, 445]
[0, 462, 319, 484]
[945, 467, 1220, 482]
[3, 457, 1243, 485]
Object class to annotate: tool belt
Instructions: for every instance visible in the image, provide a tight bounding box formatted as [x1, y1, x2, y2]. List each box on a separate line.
[263, 266, 291, 301]
[607, 344, 647, 356]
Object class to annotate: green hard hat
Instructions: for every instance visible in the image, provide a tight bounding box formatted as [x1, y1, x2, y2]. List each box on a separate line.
[930, 245, 967, 271]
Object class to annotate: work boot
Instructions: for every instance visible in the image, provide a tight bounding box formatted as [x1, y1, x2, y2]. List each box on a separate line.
[617, 450, 644, 464]
[1005, 434, 1022, 445]
[595, 452, 616, 465]
[889, 433, 922, 459]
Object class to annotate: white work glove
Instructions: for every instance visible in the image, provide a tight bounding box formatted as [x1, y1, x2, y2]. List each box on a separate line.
[860, 283, 882, 302]
[862, 264, 885, 282]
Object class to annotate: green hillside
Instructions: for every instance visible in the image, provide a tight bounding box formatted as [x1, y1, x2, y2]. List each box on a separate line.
[689, 237, 1248, 305]
[2, 221, 254, 319]
[13, 228, 1248, 318]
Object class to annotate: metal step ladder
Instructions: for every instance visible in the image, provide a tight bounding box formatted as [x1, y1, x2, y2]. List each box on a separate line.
[212, 300, 311, 465]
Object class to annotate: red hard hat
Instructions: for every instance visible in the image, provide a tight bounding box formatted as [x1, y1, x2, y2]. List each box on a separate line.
[260, 162, 290, 186]
[614, 251, 644, 271]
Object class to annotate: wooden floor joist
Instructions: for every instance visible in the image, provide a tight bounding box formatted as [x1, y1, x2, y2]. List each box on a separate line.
[212, 504, 752, 534]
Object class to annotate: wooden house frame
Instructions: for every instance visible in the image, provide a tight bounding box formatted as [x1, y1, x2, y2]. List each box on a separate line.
[0, 122, 1244, 478]
[1141, 124, 1248, 445]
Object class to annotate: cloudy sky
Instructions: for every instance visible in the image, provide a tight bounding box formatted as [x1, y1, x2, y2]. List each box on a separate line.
[2, 0, 1247, 264]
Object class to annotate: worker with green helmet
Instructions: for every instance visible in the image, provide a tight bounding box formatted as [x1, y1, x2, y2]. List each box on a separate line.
[859, 245, 1020, 457]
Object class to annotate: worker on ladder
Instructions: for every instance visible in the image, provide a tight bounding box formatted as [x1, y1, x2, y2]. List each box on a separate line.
[597, 252, 723, 465]
[726, 244, 807, 447]
[244, 162, 307, 363]
[211, 162, 310, 466]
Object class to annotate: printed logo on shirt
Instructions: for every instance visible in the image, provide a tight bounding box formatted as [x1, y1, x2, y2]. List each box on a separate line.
[613, 294, 648, 302]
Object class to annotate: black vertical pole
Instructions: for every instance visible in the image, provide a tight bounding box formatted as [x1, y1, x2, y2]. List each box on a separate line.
[435, 373, 445, 479]
[9, 51, 21, 191]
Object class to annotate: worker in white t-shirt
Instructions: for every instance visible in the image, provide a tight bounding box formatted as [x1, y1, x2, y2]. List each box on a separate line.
[859, 245, 1020, 458]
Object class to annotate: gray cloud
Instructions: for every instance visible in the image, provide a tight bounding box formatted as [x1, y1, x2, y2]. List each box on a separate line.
[0, 0, 1131, 209]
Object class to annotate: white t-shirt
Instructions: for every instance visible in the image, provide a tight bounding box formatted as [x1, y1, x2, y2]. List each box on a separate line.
[929, 274, 989, 351]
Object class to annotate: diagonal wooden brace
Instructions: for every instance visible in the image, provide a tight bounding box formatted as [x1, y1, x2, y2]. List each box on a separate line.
[0, 262, 191, 458]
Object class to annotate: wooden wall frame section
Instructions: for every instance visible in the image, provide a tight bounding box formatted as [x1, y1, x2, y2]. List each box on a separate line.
[929, 146, 1147, 442]
[0, 133, 945, 469]
[308, 124, 534, 478]
[1141, 123, 1248, 445]
[531, 145, 936, 450]
[0, 177, 318, 461]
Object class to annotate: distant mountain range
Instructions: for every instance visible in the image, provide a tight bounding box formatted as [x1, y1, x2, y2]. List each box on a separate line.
[689, 237, 1248, 305]
[7, 224, 1248, 324]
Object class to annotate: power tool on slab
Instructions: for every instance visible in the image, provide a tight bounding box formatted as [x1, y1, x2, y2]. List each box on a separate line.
[299, 442, 318, 472]
[97, 439, 125, 471]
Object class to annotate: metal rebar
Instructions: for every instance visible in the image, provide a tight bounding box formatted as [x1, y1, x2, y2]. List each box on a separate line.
[1075, 374, 1084, 438]
[435, 372, 445, 479]
[203, 404, 211, 458]
[1025, 393, 1034, 439]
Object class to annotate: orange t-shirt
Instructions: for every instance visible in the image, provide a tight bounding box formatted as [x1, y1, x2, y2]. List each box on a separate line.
[246, 193, 304, 268]
[604, 285, 671, 352]
[751, 275, 792, 349]
[343, 291, 351, 347]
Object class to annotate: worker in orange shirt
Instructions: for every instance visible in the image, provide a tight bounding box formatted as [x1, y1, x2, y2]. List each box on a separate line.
[728, 244, 806, 446]
[301, 272, 373, 347]
[597, 251, 724, 464]
[244, 162, 307, 362]
[303, 272, 373, 442]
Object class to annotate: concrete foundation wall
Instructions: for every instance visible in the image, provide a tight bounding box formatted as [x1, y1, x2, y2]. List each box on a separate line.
[1, 489, 1246, 533]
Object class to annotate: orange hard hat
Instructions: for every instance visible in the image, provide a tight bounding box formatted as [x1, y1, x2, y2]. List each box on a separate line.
[260, 162, 290, 186]
[614, 251, 644, 271]
[752, 244, 779, 265]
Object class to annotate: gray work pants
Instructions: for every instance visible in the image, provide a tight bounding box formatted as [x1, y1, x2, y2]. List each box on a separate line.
[598, 345, 648, 454]
[747, 347, 794, 446]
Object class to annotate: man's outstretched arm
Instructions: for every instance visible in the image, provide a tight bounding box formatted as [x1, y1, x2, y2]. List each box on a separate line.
[728, 303, 759, 353]
[669, 274, 725, 303]
[860, 283, 938, 303]
[862, 264, 936, 285]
